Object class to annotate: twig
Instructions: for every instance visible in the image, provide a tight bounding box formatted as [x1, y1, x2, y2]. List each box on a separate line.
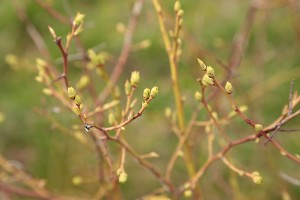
[288, 79, 295, 116]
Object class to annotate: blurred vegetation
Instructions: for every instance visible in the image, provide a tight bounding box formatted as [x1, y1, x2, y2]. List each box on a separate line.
[0, 0, 300, 199]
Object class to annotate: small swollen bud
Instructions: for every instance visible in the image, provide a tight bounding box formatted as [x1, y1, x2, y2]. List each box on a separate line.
[177, 9, 184, 17]
[113, 86, 120, 99]
[118, 172, 128, 183]
[130, 71, 140, 87]
[174, 1, 181, 12]
[125, 80, 131, 95]
[143, 88, 151, 100]
[74, 24, 83, 35]
[108, 112, 115, 125]
[73, 12, 85, 27]
[72, 106, 81, 116]
[206, 66, 215, 78]
[225, 81, 233, 94]
[201, 74, 214, 86]
[76, 75, 90, 90]
[150, 86, 159, 98]
[74, 95, 81, 106]
[165, 107, 172, 118]
[72, 176, 83, 186]
[42, 88, 52, 96]
[194, 91, 202, 101]
[48, 26, 57, 39]
[197, 58, 207, 71]
[252, 171, 263, 184]
[254, 124, 263, 132]
[68, 87, 77, 99]
[36, 58, 47, 69]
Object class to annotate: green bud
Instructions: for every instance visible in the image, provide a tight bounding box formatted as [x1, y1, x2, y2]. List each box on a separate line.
[76, 75, 90, 90]
[254, 124, 263, 132]
[68, 87, 77, 99]
[108, 112, 115, 125]
[194, 91, 202, 101]
[127, 111, 133, 121]
[225, 81, 233, 94]
[48, 26, 57, 39]
[74, 95, 81, 106]
[212, 112, 218, 120]
[177, 9, 184, 17]
[174, 1, 181, 12]
[130, 71, 140, 87]
[118, 172, 128, 183]
[165, 107, 172, 118]
[150, 86, 159, 98]
[36, 58, 47, 69]
[113, 86, 120, 99]
[143, 88, 151, 100]
[74, 23, 83, 35]
[197, 58, 207, 70]
[72, 106, 81, 116]
[73, 12, 85, 26]
[42, 88, 52, 96]
[239, 105, 248, 112]
[179, 18, 183, 26]
[72, 176, 83, 186]
[201, 74, 214, 86]
[252, 171, 263, 184]
[206, 66, 215, 78]
[125, 80, 131, 95]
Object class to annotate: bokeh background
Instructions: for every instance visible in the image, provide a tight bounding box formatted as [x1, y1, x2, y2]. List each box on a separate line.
[0, 0, 300, 199]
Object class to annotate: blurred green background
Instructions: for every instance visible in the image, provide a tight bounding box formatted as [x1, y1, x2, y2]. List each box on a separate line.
[0, 0, 300, 199]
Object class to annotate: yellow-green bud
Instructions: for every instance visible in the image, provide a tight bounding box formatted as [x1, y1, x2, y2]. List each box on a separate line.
[73, 12, 85, 26]
[254, 124, 263, 132]
[76, 75, 90, 90]
[35, 76, 43, 83]
[143, 88, 151, 100]
[72, 176, 83, 186]
[184, 189, 192, 198]
[252, 171, 263, 184]
[127, 112, 133, 121]
[239, 105, 248, 112]
[179, 18, 183, 26]
[42, 88, 52, 96]
[118, 172, 128, 183]
[212, 112, 218, 120]
[74, 95, 81, 106]
[184, 183, 192, 198]
[36, 58, 47, 69]
[225, 81, 233, 94]
[165, 107, 172, 118]
[194, 91, 202, 101]
[206, 66, 215, 78]
[72, 106, 81, 116]
[48, 26, 57, 39]
[125, 80, 131, 95]
[130, 71, 140, 87]
[113, 86, 120, 99]
[174, 1, 181, 12]
[140, 39, 151, 49]
[201, 74, 214, 86]
[150, 86, 159, 98]
[177, 9, 184, 17]
[197, 58, 207, 70]
[0, 112, 5, 124]
[68, 87, 77, 99]
[74, 24, 83, 35]
[108, 112, 115, 125]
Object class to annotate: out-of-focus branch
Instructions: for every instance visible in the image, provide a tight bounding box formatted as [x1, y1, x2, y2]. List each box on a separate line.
[97, 0, 145, 105]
